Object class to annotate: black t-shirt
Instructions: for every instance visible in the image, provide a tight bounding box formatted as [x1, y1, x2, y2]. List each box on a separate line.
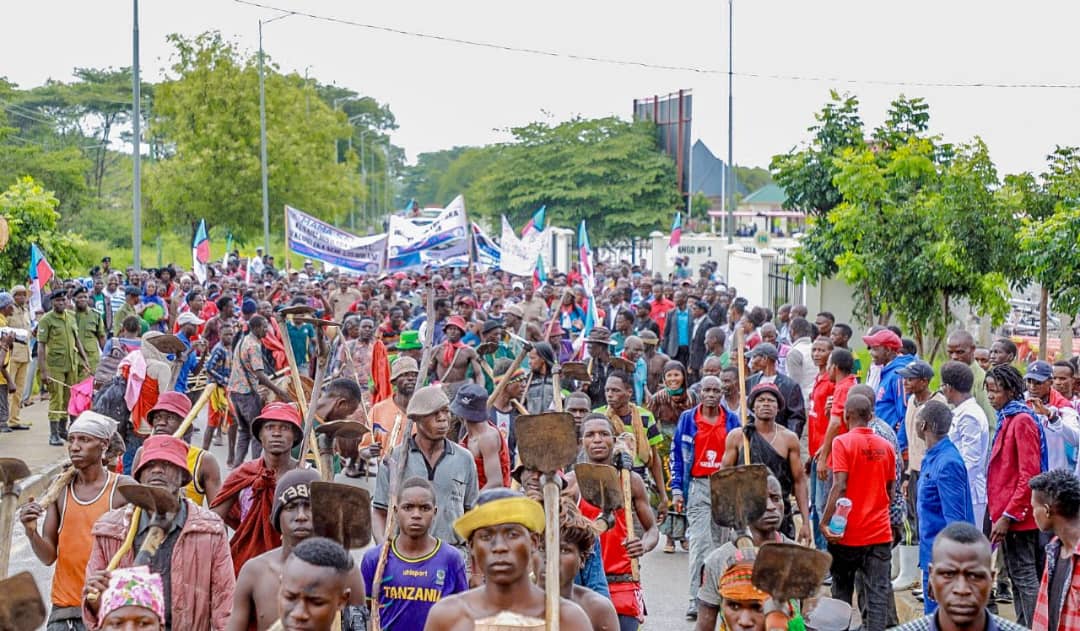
[1048, 554, 1073, 631]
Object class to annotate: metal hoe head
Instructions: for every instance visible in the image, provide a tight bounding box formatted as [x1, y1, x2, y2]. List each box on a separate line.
[475, 341, 498, 356]
[514, 412, 578, 474]
[608, 356, 635, 372]
[752, 542, 833, 601]
[279, 304, 316, 317]
[117, 483, 181, 516]
[559, 361, 590, 382]
[0, 458, 30, 486]
[574, 463, 622, 513]
[0, 572, 46, 631]
[314, 420, 369, 440]
[291, 316, 341, 328]
[709, 464, 769, 530]
[146, 334, 187, 356]
[311, 481, 372, 549]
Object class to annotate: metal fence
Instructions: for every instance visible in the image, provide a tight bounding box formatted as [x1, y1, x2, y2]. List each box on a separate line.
[767, 257, 802, 314]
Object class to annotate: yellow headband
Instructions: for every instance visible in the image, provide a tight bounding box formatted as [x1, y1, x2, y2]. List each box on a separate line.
[454, 497, 546, 540]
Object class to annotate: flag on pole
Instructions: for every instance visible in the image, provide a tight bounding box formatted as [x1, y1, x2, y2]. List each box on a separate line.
[574, 221, 600, 352]
[192, 219, 209, 283]
[221, 232, 233, 267]
[521, 205, 546, 238]
[666, 212, 682, 266]
[28, 244, 54, 313]
[532, 254, 546, 289]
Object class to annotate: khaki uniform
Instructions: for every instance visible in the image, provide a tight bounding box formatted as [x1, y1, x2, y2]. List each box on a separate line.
[74, 308, 105, 378]
[6, 305, 31, 427]
[37, 310, 79, 425]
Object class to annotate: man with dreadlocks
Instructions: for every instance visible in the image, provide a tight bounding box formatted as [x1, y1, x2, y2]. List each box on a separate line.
[984, 363, 1046, 628]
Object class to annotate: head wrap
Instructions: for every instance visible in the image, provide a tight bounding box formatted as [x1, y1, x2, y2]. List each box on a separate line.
[453, 496, 545, 540]
[98, 566, 165, 624]
[719, 560, 769, 603]
[68, 411, 118, 441]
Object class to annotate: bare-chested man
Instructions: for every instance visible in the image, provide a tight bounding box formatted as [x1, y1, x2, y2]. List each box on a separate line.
[228, 469, 366, 631]
[423, 488, 592, 631]
[430, 315, 483, 390]
[639, 329, 670, 397]
[721, 382, 812, 545]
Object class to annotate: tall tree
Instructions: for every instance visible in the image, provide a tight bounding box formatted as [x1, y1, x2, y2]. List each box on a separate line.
[147, 32, 362, 240]
[469, 116, 680, 244]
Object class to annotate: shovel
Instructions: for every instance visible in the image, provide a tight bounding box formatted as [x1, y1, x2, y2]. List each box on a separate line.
[574, 463, 621, 533]
[116, 483, 181, 565]
[608, 356, 636, 373]
[310, 481, 372, 550]
[0, 572, 45, 631]
[0, 459, 30, 578]
[752, 542, 832, 601]
[710, 464, 769, 547]
[515, 412, 579, 631]
[559, 361, 590, 382]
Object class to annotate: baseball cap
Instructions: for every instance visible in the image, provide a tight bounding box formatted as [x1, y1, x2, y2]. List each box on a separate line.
[176, 312, 205, 326]
[862, 329, 902, 351]
[1025, 360, 1053, 383]
[898, 360, 934, 380]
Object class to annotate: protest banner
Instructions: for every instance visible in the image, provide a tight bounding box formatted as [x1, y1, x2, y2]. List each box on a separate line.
[286, 205, 387, 274]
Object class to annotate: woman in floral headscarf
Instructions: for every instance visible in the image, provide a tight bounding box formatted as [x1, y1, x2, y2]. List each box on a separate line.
[96, 567, 165, 630]
[647, 359, 698, 552]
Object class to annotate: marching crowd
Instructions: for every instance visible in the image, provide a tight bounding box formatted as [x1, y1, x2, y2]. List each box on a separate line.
[7, 252, 1080, 631]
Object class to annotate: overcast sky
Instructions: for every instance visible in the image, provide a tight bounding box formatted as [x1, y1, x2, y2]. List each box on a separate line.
[6, 0, 1080, 178]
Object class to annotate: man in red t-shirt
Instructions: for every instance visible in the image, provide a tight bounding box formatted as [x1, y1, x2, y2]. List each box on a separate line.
[807, 336, 836, 551]
[821, 392, 896, 631]
[669, 376, 736, 620]
[815, 348, 858, 480]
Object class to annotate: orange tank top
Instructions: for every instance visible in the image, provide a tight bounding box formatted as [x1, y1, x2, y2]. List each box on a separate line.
[52, 472, 119, 607]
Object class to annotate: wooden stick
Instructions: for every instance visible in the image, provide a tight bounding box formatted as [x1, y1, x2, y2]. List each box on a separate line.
[85, 506, 142, 602]
[543, 476, 561, 631]
[618, 433, 640, 582]
[173, 383, 216, 439]
[370, 287, 436, 631]
[486, 347, 530, 407]
[736, 329, 750, 466]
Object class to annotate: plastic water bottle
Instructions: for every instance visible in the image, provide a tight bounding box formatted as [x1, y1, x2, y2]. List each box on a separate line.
[827, 498, 853, 536]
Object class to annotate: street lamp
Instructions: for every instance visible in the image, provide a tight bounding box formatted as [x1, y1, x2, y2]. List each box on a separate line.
[258, 11, 295, 255]
[132, 0, 142, 268]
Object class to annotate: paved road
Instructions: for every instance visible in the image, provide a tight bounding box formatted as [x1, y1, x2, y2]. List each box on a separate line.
[4, 398, 952, 629]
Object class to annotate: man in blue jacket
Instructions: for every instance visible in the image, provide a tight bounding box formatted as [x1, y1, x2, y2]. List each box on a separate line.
[915, 399, 975, 614]
[670, 375, 740, 620]
[864, 328, 915, 451]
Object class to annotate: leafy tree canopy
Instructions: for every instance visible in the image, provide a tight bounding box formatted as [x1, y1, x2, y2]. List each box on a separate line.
[0, 177, 88, 285]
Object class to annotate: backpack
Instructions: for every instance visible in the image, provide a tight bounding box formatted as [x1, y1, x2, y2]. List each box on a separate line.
[94, 341, 132, 389]
[93, 376, 132, 439]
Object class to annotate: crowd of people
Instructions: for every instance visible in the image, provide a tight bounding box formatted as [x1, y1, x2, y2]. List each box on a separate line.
[8, 252, 1080, 631]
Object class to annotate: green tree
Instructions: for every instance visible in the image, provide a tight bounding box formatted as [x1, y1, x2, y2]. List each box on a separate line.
[469, 117, 680, 244]
[1015, 146, 1080, 359]
[780, 95, 1017, 358]
[0, 177, 88, 284]
[146, 32, 363, 241]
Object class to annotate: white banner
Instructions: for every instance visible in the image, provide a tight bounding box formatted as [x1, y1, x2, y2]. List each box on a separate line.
[286, 205, 387, 274]
[387, 194, 468, 258]
[499, 215, 548, 276]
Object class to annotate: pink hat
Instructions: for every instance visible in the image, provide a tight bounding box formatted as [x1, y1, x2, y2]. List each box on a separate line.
[443, 315, 468, 333]
[150, 392, 192, 419]
[133, 435, 191, 484]
[862, 329, 902, 351]
[252, 402, 304, 446]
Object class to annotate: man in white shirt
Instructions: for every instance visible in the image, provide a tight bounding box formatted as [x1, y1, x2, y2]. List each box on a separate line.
[784, 317, 816, 409]
[940, 360, 989, 525]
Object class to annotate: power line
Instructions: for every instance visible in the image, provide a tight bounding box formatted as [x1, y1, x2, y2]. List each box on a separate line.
[233, 0, 1080, 90]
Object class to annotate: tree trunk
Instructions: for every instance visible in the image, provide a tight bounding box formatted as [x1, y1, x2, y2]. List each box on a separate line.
[1039, 286, 1049, 361]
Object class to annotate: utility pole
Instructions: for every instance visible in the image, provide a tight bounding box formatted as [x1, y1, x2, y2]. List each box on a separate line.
[132, 0, 142, 268]
[258, 19, 271, 255]
[725, 0, 735, 244]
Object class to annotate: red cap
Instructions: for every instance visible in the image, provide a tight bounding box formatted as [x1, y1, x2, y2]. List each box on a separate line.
[443, 315, 468, 332]
[134, 435, 192, 484]
[393, 272, 408, 281]
[252, 402, 304, 446]
[150, 392, 192, 419]
[546, 320, 565, 337]
[457, 296, 476, 307]
[862, 329, 902, 351]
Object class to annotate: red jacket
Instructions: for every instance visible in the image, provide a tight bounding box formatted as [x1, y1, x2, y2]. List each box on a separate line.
[83, 500, 234, 630]
[987, 410, 1041, 531]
